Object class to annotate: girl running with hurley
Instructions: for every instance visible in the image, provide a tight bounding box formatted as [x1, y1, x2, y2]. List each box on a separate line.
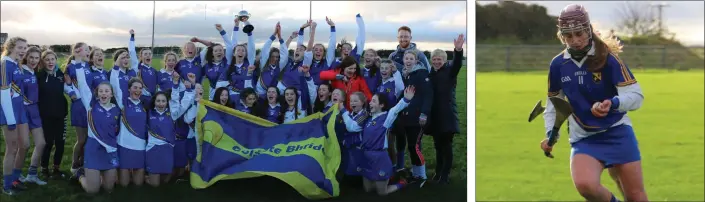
[339, 85, 417, 195]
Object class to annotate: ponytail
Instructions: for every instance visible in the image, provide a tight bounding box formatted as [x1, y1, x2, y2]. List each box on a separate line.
[63, 55, 75, 71]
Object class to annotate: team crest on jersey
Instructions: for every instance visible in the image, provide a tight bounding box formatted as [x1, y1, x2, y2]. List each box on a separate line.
[194, 62, 200, 67]
[386, 88, 391, 93]
[592, 72, 602, 83]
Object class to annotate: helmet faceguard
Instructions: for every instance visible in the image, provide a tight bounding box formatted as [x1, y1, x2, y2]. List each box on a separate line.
[557, 4, 592, 37]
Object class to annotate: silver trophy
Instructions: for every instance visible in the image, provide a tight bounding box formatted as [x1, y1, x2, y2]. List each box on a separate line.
[235, 10, 251, 22]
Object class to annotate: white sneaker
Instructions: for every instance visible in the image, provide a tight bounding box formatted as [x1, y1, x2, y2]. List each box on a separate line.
[70, 167, 78, 175]
[18, 174, 26, 182]
[23, 175, 48, 185]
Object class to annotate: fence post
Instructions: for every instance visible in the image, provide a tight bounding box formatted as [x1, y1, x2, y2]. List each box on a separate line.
[661, 45, 667, 71]
[505, 46, 511, 71]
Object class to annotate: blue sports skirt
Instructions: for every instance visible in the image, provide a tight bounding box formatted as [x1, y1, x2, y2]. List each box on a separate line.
[118, 146, 146, 169]
[83, 137, 118, 171]
[146, 144, 174, 174]
[70, 99, 88, 128]
[571, 124, 641, 168]
[25, 104, 42, 129]
[173, 139, 188, 168]
[358, 150, 393, 181]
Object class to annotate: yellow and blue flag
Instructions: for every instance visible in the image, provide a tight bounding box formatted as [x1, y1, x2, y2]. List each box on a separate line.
[190, 100, 342, 200]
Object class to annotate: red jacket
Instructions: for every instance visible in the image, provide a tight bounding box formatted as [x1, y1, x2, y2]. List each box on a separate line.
[320, 69, 373, 111]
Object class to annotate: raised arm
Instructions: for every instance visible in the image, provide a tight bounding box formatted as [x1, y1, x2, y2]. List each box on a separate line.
[217, 24, 234, 66]
[384, 88, 413, 128]
[354, 14, 366, 58]
[230, 20, 240, 51]
[325, 17, 337, 67]
[392, 69, 404, 98]
[128, 30, 140, 73]
[184, 102, 197, 124]
[259, 34, 276, 69]
[109, 68, 125, 109]
[75, 65, 94, 110]
[245, 21, 256, 64]
[340, 110, 364, 132]
[450, 34, 465, 78]
[277, 31, 289, 72]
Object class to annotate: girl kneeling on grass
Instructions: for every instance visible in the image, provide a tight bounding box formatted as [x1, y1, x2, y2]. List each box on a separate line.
[71, 59, 120, 194]
[145, 72, 195, 187]
[340, 86, 416, 195]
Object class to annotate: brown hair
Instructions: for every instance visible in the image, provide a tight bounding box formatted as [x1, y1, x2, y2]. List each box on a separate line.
[113, 49, 128, 68]
[128, 77, 145, 90]
[350, 91, 367, 108]
[88, 47, 103, 68]
[555, 25, 624, 72]
[138, 48, 152, 64]
[1, 37, 28, 58]
[398, 26, 411, 34]
[21, 46, 42, 67]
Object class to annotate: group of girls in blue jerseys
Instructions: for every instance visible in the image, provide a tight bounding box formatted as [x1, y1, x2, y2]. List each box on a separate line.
[1, 13, 465, 197]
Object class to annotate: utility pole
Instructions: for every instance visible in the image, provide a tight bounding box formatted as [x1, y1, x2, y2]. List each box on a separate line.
[309, 1, 312, 20]
[204, 4, 207, 20]
[151, 1, 155, 48]
[651, 2, 669, 36]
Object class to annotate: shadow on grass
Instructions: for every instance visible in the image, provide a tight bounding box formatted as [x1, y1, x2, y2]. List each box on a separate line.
[3, 175, 467, 202]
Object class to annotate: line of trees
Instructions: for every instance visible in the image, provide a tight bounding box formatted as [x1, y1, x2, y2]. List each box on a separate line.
[476, 1, 687, 46]
[33, 45, 463, 61]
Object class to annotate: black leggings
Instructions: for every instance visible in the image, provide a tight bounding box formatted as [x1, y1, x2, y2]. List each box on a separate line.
[41, 117, 67, 168]
[433, 133, 455, 179]
[395, 125, 425, 166]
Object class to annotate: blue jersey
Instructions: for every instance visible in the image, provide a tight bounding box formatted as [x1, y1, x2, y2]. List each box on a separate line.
[281, 58, 305, 90]
[177, 57, 203, 84]
[362, 66, 381, 93]
[148, 109, 176, 145]
[204, 61, 227, 89]
[138, 63, 158, 95]
[547, 51, 637, 133]
[20, 66, 38, 104]
[65, 61, 89, 98]
[110, 66, 138, 103]
[342, 110, 368, 148]
[74, 62, 121, 153]
[264, 103, 281, 123]
[360, 98, 409, 150]
[218, 61, 252, 92]
[89, 67, 110, 91]
[157, 69, 177, 92]
[118, 98, 148, 147]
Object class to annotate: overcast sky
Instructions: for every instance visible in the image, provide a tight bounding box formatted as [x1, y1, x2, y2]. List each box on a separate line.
[477, 1, 704, 46]
[1, 1, 468, 52]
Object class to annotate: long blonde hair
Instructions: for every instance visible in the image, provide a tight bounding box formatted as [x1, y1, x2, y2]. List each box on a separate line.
[556, 25, 624, 72]
[1, 37, 28, 58]
[64, 42, 88, 69]
[163, 51, 179, 70]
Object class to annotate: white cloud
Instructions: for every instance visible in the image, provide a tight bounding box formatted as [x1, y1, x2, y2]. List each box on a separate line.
[1, 1, 467, 51]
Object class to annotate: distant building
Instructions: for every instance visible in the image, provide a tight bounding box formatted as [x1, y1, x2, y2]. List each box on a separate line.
[0, 33, 7, 45]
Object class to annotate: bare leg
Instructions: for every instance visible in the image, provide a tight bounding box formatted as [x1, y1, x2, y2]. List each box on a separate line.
[80, 168, 102, 194]
[29, 128, 46, 171]
[375, 180, 401, 195]
[611, 161, 648, 202]
[2, 127, 19, 178]
[571, 154, 615, 202]
[147, 174, 160, 187]
[608, 167, 625, 198]
[132, 169, 145, 186]
[72, 127, 87, 169]
[362, 178, 373, 193]
[101, 169, 117, 193]
[13, 124, 30, 172]
[119, 169, 131, 187]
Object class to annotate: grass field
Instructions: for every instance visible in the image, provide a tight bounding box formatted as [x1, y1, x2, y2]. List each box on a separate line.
[476, 69, 705, 201]
[0, 58, 469, 202]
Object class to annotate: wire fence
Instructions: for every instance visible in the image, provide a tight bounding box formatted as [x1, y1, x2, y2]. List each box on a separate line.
[476, 44, 705, 72]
